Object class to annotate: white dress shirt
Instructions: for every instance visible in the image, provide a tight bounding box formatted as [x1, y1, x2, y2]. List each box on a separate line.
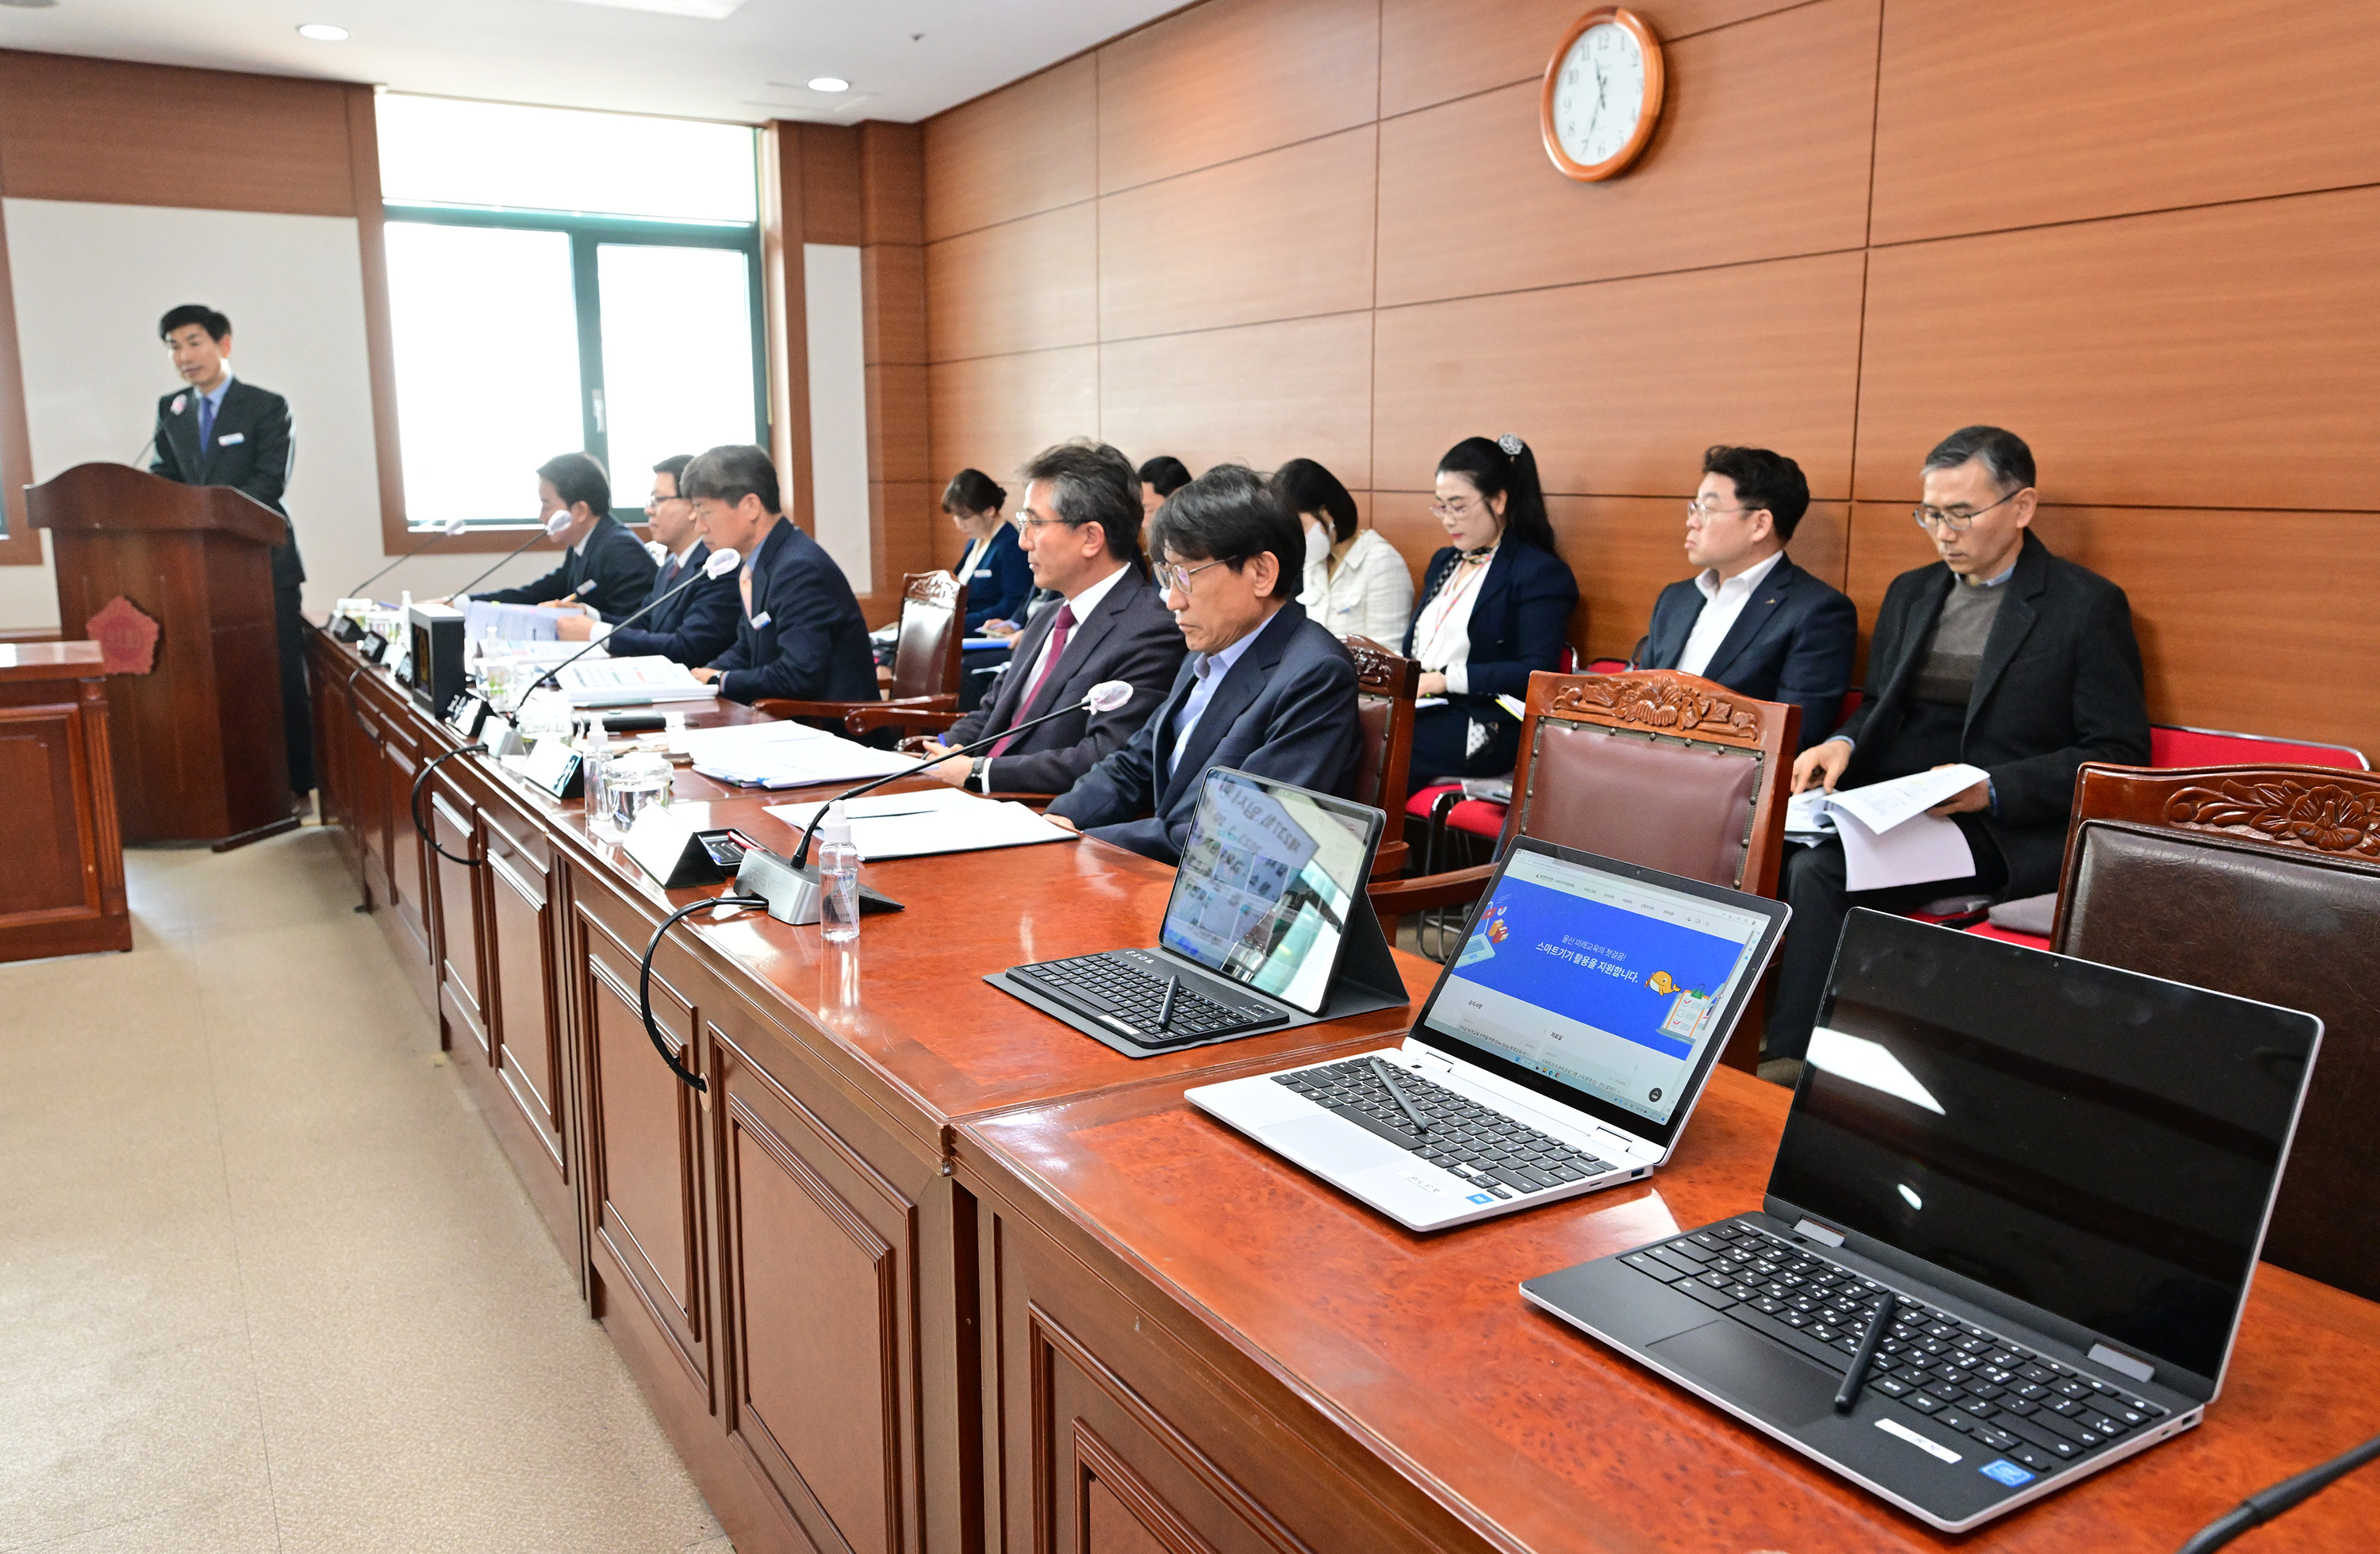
[1676, 550, 1786, 677]
[1168, 620, 1264, 778]
[1411, 549, 1497, 696]
[1016, 561, 1128, 692]
[1299, 527, 1415, 646]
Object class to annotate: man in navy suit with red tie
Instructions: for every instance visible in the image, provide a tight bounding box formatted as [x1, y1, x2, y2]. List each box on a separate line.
[151, 304, 312, 807]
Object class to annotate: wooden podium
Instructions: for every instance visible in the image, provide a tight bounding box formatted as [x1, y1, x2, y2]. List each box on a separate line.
[29, 462, 296, 848]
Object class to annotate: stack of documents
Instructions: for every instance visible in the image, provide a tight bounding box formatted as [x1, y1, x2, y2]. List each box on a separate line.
[1786, 764, 1987, 892]
[766, 788, 1074, 860]
[550, 655, 718, 707]
[684, 719, 914, 789]
[464, 600, 573, 642]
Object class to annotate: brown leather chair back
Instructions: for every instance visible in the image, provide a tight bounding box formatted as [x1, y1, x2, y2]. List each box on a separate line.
[1344, 635, 1419, 816]
[1503, 670, 1798, 896]
[889, 571, 965, 701]
[2056, 763, 2380, 1300]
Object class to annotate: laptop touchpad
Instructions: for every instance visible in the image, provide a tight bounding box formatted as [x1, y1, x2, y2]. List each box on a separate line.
[1646, 1322, 1840, 1427]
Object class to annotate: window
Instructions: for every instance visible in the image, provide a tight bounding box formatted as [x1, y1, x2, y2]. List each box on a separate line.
[379, 94, 765, 528]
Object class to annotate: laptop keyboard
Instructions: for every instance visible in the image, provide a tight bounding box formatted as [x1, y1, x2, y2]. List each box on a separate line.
[1619, 1219, 2169, 1478]
[1012, 954, 1285, 1045]
[1273, 1058, 1620, 1200]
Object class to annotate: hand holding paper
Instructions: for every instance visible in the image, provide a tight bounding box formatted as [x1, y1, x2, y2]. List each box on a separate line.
[1791, 764, 1990, 892]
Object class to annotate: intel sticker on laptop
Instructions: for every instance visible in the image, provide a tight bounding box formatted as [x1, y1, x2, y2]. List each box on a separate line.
[1979, 1459, 2034, 1488]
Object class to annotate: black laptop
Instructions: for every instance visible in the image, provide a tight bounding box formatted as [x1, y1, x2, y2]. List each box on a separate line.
[1520, 910, 2323, 1532]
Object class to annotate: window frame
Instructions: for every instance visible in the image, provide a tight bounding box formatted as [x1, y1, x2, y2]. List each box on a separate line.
[382, 201, 769, 528]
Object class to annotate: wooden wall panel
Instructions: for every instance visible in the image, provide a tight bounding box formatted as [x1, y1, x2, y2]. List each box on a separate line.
[799, 123, 864, 247]
[867, 363, 932, 487]
[1871, 0, 2380, 245]
[0, 164, 36, 562]
[862, 244, 927, 369]
[858, 121, 926, 247]
[1097, 0, 1379, 195]
[1100, 313, 1374, 492]
[0, 51, 357, 216]
[1853, 186, 2380, 511]
[1376, 0, 1877, 308]
[923, 55, 1097, 241]
[1844, 502, 2380, 752]
[927, 347, 1099, 501]
[1099, 128, 1376, 341]
[1377, 0, 1805, 118]
[1372, 251, 1867, 500]
[926, 204, 1098, 363]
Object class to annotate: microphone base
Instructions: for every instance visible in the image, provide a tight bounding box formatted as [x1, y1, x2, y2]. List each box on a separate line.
[330, 616, 367, 643]
[733, 846, 904, 927]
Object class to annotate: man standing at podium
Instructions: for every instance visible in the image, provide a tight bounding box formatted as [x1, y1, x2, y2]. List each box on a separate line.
[151, 304, 311, 809]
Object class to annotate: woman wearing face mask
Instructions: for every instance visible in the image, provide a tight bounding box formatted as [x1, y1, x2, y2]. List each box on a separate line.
[1276, 458, 1412, 647]
[942, 468, 1035, 634]
[1401, 434, 1578, 794]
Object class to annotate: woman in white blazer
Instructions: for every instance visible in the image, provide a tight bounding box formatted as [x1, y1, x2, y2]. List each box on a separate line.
[1276, 458, 1414, 647]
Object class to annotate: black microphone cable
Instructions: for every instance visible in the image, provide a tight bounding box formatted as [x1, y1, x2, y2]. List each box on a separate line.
[638, 892, 769, 1093]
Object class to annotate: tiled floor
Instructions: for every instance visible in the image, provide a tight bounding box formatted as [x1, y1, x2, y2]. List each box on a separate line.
[0, 828, 731, 1553]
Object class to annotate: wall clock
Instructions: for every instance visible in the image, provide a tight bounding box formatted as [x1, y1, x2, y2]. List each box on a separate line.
[1541, 7, 1665, 182]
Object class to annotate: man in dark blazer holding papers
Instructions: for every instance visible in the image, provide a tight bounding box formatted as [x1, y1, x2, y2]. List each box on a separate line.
[680, 445, 876, 705]
[1048, 465, 1361, 865]
[152, 304, 312, 801]
[1636, 445, 1856, 752]
[924, 443, 1184, 796]
[475, 452, 658, 624]
[1764, 426, 2148, 1066]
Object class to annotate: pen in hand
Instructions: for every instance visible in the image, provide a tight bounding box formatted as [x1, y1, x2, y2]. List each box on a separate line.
[1156, 974, 1179, 1032]
[1835, 1294, 1898, 1414]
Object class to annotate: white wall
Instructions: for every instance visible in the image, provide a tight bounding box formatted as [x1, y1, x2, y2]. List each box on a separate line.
[803, 241, 871, 589]
[0, 199, 561, 630]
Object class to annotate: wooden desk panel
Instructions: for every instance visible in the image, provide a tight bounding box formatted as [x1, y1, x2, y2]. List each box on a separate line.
[0, 642, 128, 961]
[959, 1069, 2380, 1553]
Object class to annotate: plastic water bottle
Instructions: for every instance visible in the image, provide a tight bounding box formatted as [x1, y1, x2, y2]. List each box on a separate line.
[818, 801, 861, 942]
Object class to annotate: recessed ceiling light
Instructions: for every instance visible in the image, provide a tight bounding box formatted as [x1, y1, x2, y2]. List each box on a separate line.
[297, 23, 350, 41]
[806, 76, 850, 93]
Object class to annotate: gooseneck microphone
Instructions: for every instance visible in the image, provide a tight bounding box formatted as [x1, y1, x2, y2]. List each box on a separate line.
[447, 511, 574, 600]
[346, 516, 470, 600]
[789, 679, 1136, 869]
[533, 547, 741, 691]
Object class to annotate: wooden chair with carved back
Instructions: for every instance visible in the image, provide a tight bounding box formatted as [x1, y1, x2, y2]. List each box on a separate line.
[2052, 762, 2380, 1301]
[1368, 668, 1798, 1070]
[1343, 635, 1419, 879]
[754, 571, 965, 727]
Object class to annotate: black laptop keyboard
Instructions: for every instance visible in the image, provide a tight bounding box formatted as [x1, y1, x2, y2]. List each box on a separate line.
[1011, 953, 1286, 1045]
[1619, 1219, 2168, 1478]
[1272, 1058, 1621, 1200]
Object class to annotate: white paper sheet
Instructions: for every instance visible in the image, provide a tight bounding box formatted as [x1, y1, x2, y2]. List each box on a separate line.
[767, 788, 982, 828]
[551, 654, 719, 707]
[1824, 764, 1990, 835]
[685, 720, 912, 789]
[766, 795, 1073, 860]
[1833, 807, 1977, 892]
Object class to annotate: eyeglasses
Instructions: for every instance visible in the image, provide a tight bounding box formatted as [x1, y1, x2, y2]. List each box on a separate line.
[1155, 558, 1226, 595]
[1014, 515, 1083, 535]
[1428, 498, 1484, 520]
[1912, 489, 2025, 532]
[645, 493, 686, 509]
[1685, 498, 1762, 520]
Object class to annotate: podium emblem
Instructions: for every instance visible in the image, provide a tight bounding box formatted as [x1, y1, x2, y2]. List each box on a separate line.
[86, 594, 160, 675]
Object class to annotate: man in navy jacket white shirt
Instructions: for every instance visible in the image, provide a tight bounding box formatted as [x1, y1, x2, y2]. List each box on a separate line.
[681, 445, 876, 705]
[555, 454, 739, 666]
[475, 452, 659, 625]
[1635, 444, 1857, 750]
[1049, 464, 1363, 865]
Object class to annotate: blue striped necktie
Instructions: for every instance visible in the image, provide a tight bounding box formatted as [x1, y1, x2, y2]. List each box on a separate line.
[198, 393, 217, 452]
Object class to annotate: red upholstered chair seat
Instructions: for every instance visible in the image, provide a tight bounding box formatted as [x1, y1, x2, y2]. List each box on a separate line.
[2149, 724, 2367, 771]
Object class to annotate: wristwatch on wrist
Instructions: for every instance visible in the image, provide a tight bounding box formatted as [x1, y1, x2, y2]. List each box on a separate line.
[971, 758, 990, 793]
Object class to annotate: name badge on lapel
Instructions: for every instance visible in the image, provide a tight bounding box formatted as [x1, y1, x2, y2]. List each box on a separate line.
[750, 611, 772, 629]
[170, 393, 188, 415]
[218, 432, 246, 446]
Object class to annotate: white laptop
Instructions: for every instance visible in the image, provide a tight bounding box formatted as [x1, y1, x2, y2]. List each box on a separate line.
[1188, 838, 1791, 1231]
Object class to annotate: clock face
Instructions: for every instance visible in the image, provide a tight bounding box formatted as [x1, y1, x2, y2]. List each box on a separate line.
[1541, 9, 1664, 181]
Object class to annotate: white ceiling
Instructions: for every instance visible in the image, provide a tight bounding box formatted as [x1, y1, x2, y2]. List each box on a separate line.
[0, 0, 1180, 125]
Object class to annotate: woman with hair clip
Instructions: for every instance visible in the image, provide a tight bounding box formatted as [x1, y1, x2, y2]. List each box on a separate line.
[1277, 457, 1413, 645]
[1400, 433, 1580, 794]
[942, 468, 1034, 632]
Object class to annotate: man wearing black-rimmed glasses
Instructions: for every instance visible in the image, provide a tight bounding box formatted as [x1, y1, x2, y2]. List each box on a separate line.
[1764, 425, 2148, 1069]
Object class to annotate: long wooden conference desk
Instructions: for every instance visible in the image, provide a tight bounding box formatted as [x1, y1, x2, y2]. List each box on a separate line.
[307, 624, 2380, 1553]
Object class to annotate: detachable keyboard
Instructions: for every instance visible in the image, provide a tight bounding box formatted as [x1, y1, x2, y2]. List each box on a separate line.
[1273, 1057, 1622, 1201]
[1618, 1219, 2169, 1478]
[1009, 951, 1287, 1045]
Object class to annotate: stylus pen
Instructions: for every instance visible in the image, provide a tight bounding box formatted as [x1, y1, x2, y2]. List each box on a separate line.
[1835, 1295, 1897, 1413]
[1156, 975, 1180, 1031]
[1370, 1055, 1430, 1138]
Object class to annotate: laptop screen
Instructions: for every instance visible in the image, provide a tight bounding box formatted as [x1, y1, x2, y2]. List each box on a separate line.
[1414, 842, 1785, 1137]
[1158, 769, 1381, 1015]
[1768, 911, 2320, 1384]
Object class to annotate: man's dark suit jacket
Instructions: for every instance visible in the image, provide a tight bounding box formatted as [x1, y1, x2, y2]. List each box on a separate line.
[478, 513, 659, 624]
[1833, 531, 2149, 897]
[1638, 553, 1859, 750]
[152, 378, 302, 589]
[709, 519, 877, 705]
[1050, 602, 1362, 864]
[602, 541, 740, 666]
[1403, 540, 1578, 722]
[940, 566, 1187, 794]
